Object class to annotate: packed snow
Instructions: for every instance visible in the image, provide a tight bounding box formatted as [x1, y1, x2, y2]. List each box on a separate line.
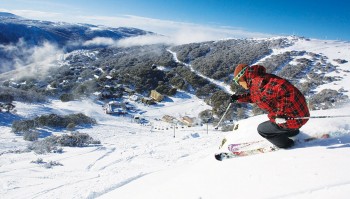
[100, 107, 350, 199]
[1, 37, 350, 199]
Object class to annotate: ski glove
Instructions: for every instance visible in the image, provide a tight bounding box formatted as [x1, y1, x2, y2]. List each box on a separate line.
[230, 94, 239, 103]
[275, 117, 287, 124]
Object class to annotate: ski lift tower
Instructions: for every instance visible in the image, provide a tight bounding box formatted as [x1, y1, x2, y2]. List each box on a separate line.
[172, 119, 178, 138]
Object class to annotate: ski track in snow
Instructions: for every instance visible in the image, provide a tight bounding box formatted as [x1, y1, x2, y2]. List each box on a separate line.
[86, 173, 150, 199]
[86, 147, 116, 171]
[29, 176, 100, 199]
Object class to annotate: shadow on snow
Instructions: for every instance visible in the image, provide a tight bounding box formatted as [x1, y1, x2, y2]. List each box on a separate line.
[0, 112, 24, 127]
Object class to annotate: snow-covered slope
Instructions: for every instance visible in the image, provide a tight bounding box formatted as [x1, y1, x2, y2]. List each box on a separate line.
[0, 93, 221, 199]
[257, 37, 350, 94]
[1, 37, 350, 199]
[99, 106, 350, 199]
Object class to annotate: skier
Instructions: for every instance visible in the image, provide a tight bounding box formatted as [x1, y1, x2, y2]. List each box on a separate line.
[230, 64, 310, 148]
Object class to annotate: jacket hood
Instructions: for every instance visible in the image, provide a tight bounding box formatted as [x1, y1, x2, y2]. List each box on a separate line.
[245, 65, 266, 87]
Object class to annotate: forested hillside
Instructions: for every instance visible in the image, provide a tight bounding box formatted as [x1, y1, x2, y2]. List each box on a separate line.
[1, 37, 349, 122]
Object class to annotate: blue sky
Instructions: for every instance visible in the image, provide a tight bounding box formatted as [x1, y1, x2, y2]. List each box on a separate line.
[1, 0, 349, 43]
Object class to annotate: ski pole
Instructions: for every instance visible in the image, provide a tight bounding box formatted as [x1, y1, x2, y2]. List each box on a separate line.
[214, 103, 232, 130]
[288, 115, 350, 120]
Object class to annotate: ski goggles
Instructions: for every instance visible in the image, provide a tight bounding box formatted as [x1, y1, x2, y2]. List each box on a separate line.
[233, 66, 248, 85]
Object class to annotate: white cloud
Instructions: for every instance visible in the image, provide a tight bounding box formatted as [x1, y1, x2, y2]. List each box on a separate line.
[28, 41, 62, 69]
[0, 38, 63, 77]
[82, 35, 174, 48]
[83, 37, 116, 47]
[116, 35, 174, 47]
[79, 14, 276, 44]
[1, 9, 276, 45]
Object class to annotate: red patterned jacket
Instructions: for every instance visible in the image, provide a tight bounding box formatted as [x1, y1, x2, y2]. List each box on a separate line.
[237, 65, 310, 129]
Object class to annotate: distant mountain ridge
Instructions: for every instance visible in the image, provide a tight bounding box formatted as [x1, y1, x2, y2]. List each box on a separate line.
[0, 12, 19, 18]
[0, 12, 154, 73]
[0, 12, 153, 48]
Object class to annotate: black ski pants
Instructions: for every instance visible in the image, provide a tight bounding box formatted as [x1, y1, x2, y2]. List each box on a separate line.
[257, 121, 299, 148]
